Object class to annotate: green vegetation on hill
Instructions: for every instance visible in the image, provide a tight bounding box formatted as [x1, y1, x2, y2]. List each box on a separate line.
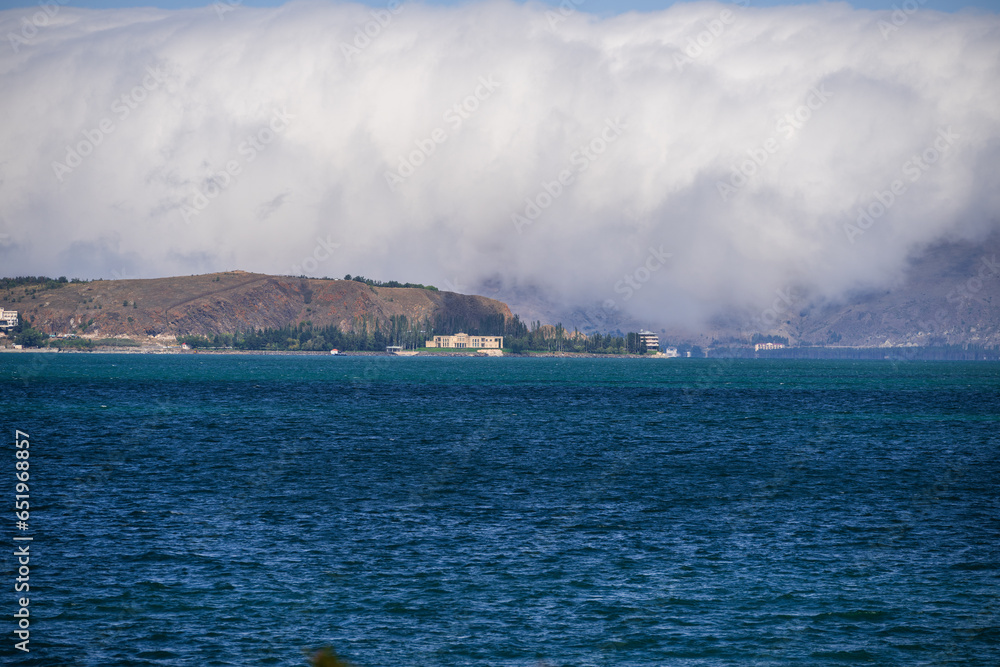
[2, 275, 87, 306]
[43, 337, 141, 349]
[178, 315, 437, 352]
[11, 323, 46, 348]
[173, 312, 654, 354]
[5, 318, 144, 349]
[0, 275, 86, 291]
[341, 275, 438, 290]
[500, 318, 650, 354]
[45, 337, 94, 349]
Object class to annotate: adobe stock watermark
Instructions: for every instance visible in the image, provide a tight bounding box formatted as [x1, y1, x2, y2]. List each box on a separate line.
[212, 0, 241, 21]
[51, 65, 170, 183]
[717, 84, 833, 202]
[6, 0, 70, 54]
[512, 117, 626, 234]
[179, 108, 293, 224]
[545, 0, 586, 31]
[384, 75, 501, 191]
[613, 245, 673, 301]
[291, 235, 341, 275]
[12, 429, 33, 653]
[340, 0, 404, 63]
[843, 126, 959, 244]
[674, 0, 749, 73]
[878, 0, 928, 39]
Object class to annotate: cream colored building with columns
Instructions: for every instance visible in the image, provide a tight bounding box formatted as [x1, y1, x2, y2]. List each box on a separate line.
[426, 333, 503, 349]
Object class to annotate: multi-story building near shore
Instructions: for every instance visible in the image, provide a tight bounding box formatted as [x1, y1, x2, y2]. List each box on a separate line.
[638, 330, 660, 351]
[754, 342, 785, 351]
[0, 308, 18, 329]
[426, 333, 503, 349]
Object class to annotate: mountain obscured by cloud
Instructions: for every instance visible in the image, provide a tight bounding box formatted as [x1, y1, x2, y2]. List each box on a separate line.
[1, 0, 998, 331]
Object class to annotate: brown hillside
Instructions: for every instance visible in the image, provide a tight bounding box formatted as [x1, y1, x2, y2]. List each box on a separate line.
[1, 271, 513, 340]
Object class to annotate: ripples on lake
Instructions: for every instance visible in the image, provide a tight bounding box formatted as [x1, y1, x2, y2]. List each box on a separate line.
[2, 355, 998, 665]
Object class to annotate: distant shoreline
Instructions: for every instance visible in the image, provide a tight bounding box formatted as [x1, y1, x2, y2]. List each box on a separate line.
[0, 347, 658, 358]
[2, 346, 998, 361]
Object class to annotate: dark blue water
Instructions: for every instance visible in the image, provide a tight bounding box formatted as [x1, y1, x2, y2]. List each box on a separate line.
[2, 354, 998, 665]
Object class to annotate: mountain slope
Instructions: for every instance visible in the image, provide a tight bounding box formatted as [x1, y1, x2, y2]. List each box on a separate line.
[2, 272, 513, 340]
[788, 235, 999, 347]
[483, 234, 1000, 348]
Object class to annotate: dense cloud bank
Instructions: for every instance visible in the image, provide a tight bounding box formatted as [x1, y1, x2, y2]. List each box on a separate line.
[1, 0, 998, 328]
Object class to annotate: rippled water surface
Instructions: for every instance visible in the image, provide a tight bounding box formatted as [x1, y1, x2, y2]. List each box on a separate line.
[2, 354, 998, 665]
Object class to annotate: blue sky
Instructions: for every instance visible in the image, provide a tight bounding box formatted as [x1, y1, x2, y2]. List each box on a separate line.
[1, 0, 998, 15]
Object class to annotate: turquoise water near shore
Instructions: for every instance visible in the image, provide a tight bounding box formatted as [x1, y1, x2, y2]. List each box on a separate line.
[2, 355, 998, 665]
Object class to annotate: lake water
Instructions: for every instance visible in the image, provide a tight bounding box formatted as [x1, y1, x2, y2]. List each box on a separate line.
[2, 354, 998, 665]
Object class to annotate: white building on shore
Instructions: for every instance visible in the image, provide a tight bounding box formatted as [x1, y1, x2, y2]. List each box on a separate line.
[0, 308, 18, 329]
[638, 330, 660, 351]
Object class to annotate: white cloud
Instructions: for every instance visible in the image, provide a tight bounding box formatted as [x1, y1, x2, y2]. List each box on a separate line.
[1, 0, 998, 328]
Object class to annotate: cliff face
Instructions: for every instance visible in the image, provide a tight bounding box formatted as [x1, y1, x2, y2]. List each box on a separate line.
[2, 272, 513, 340]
